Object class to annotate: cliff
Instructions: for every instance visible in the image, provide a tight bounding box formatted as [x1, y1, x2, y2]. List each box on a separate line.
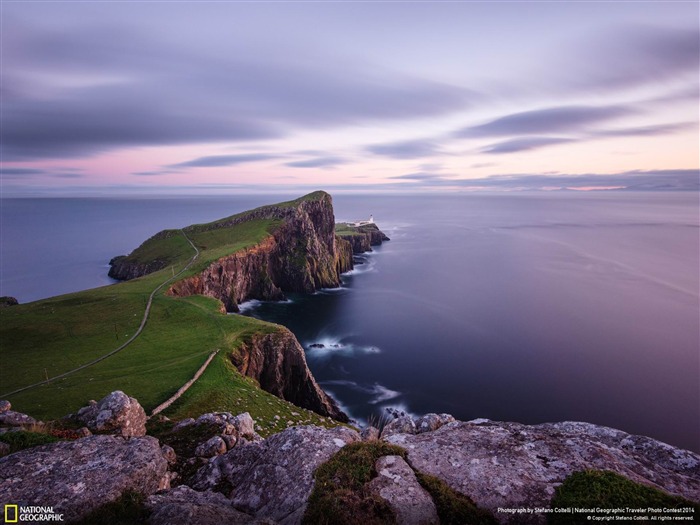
[232, 328, 347, 422]
[335, 222, 391, 254]
[108, 229, 183, 280]
[105, 192, 391, 423]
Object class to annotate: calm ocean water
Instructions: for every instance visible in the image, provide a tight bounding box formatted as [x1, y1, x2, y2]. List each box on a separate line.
[2, 192, 698, 451]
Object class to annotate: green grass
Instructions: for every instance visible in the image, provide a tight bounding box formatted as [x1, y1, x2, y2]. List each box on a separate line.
[334, 223, 364, 236]
[0, 430, 62, 454]
[548, 470, 700, 524]
[415, 472, 497, 525]
[163, 344, 341, 438]
[71, 490, 149, 525]
[303, 442, 408, 525]
[0, 194, 344, 429]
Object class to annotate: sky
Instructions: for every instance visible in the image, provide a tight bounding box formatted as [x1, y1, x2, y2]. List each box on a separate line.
[1, 1, 698, 195]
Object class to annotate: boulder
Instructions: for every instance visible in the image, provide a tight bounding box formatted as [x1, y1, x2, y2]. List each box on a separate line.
[232, 412, 255, 439]
[147, 486, 254, 525]
[221, 434, 237, 450]
[0, 400, 10, 413]
[386, 420, 700, 524]
[192, 425, 360, 524]
[195, 412, 235, 428]
[381, 416, 416, 439]
[367, 455, 439, 525]
[0, 410, 38, 428]
[0, 442, 10, 457]
[0, 435, 169, 523]
[161, 445, 177, 465]
[74, 390, 147, 437]
[173, 418, 195, 431]
[414, 413, 455, 434]
[195, 436, 227, 458]
[360, 426, 380, 441]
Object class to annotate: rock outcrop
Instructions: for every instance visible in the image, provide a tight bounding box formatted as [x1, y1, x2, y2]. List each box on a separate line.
[166, 193, 356, 311]
[0, 435, 169, 523]
[232, 328, 347, 421]
[108, 229, 183, 280]
[336, 223, 390, 254]
[367, 455, 439, 525]
[147, 486, 255, 525]
[192, 425, 360, 524]
[71, 390, 147, 437]
[385, 419, 700, 524]
[0, 296, 18, 308]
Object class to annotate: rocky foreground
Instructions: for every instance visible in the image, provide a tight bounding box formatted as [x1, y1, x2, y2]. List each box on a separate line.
[0, 392, 698, 524]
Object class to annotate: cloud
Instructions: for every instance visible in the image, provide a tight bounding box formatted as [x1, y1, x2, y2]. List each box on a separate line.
[482, 137, 574, 154]
[456, 105, 633, 138]
[168, 153, 281, 168]
[416, 169, 699, 191]
[591, 122, 694, 138]
[132, 170, 178, 177]
[564, 26, 699, 91]
[366, 139, 442, 159]
[391, 172, 446, 181]
[0, 167, 85, 179]
[2, 17, 472, 161]
[1, 168, 45, 176]
[285, 156, 347, 168]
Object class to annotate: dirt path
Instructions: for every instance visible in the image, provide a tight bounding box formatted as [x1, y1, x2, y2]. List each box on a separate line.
[150, 349, 219, 417]
[3, 230, 200, 398]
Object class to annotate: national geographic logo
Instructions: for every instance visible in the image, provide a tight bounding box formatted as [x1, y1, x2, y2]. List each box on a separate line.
[3, 505, 64, 522]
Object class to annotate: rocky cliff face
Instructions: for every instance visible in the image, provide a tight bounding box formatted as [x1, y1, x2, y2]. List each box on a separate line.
[108, 229, 182, 280]
[167, 193, 354, 311]
[336, 223, 390, 254]
[232, 328, 347, 422]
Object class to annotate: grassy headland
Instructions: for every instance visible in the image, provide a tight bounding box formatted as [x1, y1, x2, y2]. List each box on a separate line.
[0, 193, 341, 434]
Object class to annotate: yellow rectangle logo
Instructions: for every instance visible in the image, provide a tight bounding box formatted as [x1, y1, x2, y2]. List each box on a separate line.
[4, 504, 18, 523]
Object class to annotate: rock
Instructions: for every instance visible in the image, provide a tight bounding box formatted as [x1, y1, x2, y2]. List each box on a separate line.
[0, 410, 38, 428]
[0, 400, 10, 413]
[173, 418, 196, 431]
[381, 416, 416, 439]
[0, 435, 169, 523]
[192, 425, 360, 524]
[76, 427, 92, 438]
[196, 412, 234, 428]
[73, 390, 147, 437]
[385, 420, 700, 524]
[232, 412, 255, 439]
[360, 426, 380, 441]
[221, 434, 237, 450]
[233, 329, 348, 422]
[0, 296, 18, 308]
[367, 455, 439, 525]
[147, 486, 254, 525]
[195, 436, 227, 458]
[0, 442, 10, 457]
[161, 445, 177, 465]
[414, 413, 455, 434]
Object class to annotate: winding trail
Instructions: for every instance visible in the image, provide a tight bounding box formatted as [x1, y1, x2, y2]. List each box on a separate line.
[2, 229, 200, 398]
[150, 349, 219, 417]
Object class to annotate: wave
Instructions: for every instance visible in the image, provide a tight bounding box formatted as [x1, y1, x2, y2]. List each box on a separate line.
[305, 337, 381, 359]
[235, 297, 293, 313]
[342, 256, 377, 276]
[321, 380, 400, 405]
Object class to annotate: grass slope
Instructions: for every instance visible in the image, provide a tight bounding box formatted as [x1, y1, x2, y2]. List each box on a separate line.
[0, 194, 342, 434]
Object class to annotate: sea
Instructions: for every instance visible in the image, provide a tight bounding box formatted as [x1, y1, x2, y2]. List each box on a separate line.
[2, 192, 698, 452]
